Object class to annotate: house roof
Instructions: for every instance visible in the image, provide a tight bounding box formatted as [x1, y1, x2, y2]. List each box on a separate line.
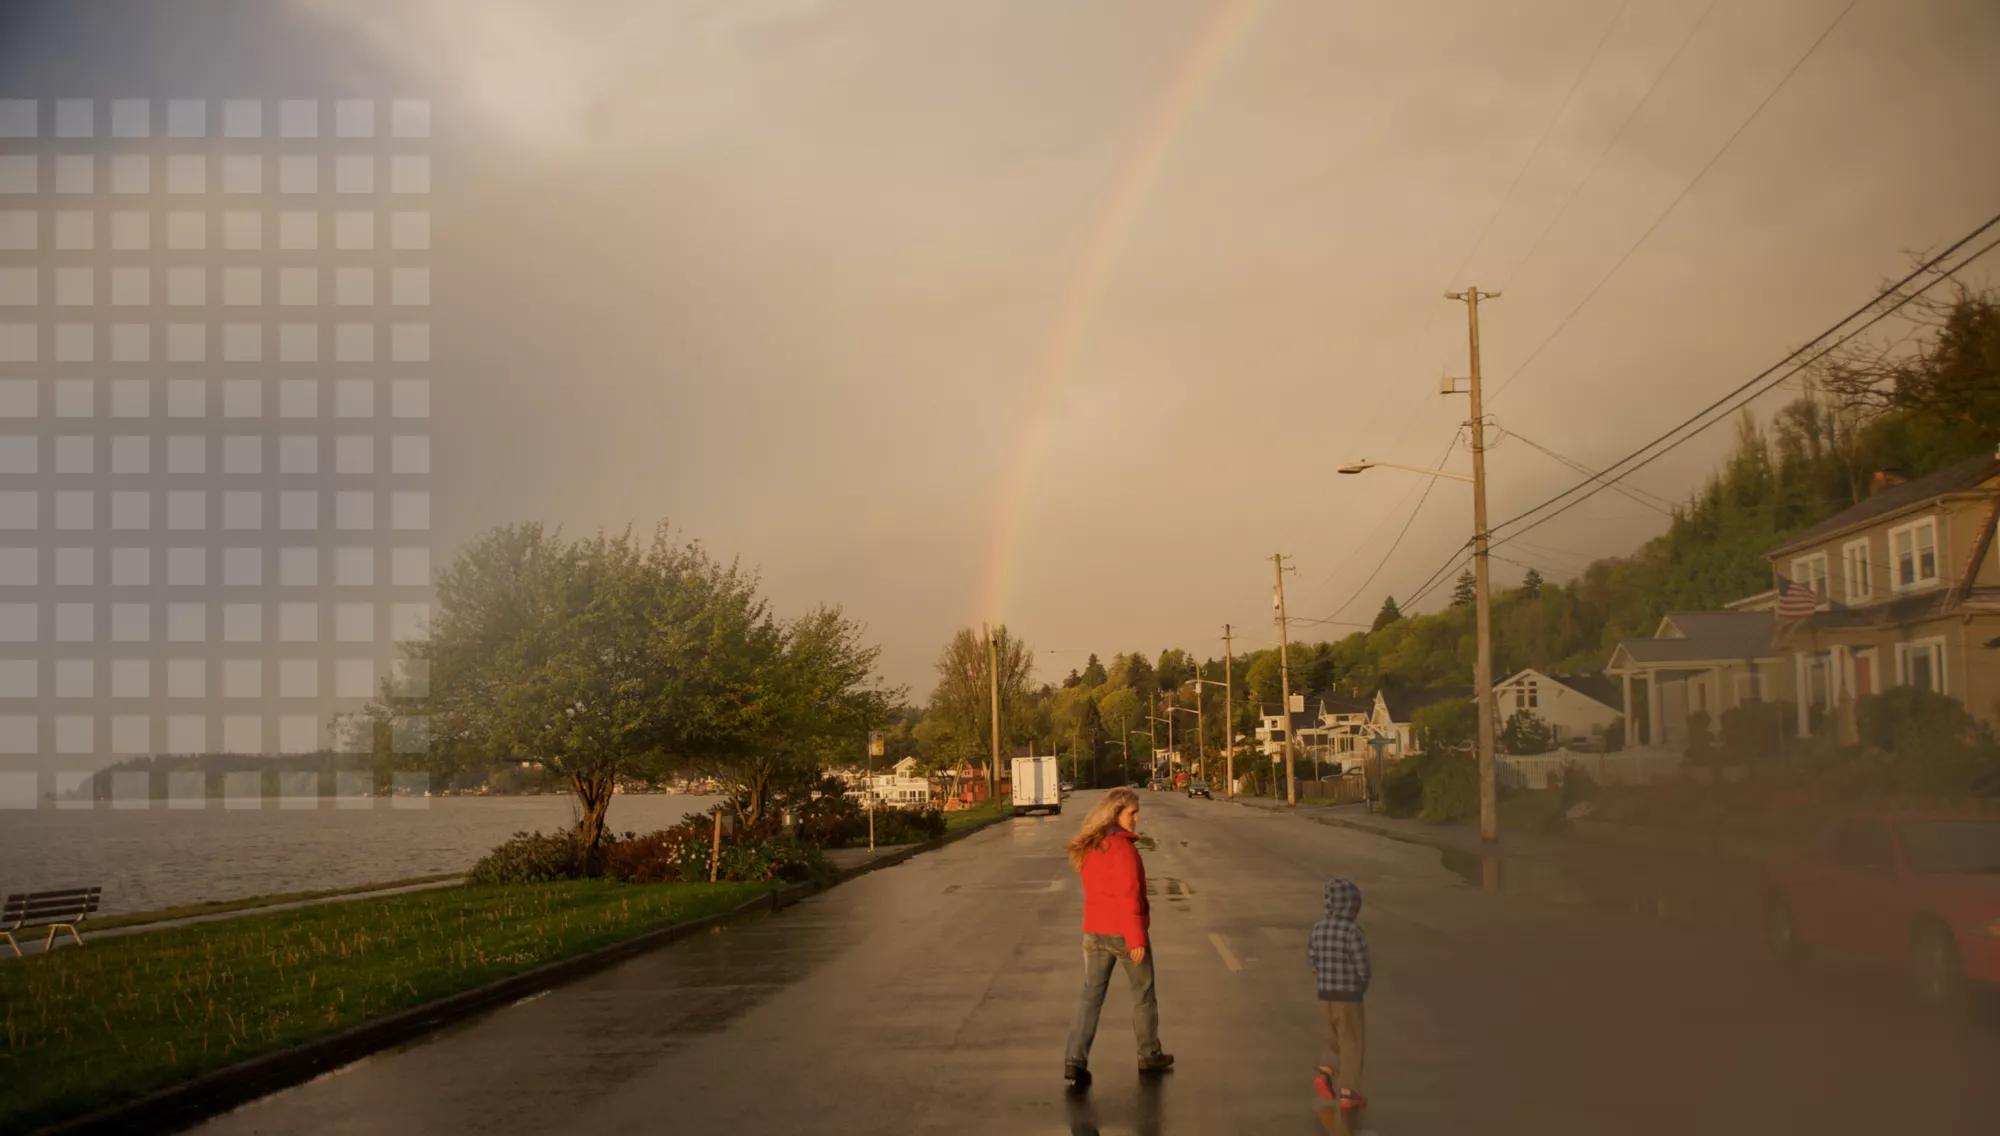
[1612, 610, 1779, 668]
[1766, 453, 2000, 559]
[1493, 668, 1622, 713]
[1318, 695, 1372, 716]
[1546, 672, 1621, 709]
[1380, 686, 1473, 722]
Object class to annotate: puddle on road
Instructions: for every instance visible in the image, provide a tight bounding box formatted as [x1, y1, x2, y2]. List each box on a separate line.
[1437, 846, 1754, 926]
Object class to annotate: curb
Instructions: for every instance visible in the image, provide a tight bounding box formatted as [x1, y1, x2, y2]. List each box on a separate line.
[41, 818, 1016, 1136]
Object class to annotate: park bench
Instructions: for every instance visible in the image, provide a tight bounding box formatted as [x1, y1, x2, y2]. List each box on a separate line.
[2, 886, 102, 956]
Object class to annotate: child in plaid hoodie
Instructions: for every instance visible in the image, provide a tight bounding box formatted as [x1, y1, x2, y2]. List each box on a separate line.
[1308, 878, 1370, 1110]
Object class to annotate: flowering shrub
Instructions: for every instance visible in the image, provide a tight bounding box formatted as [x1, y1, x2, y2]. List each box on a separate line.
[601, 815, 829, 885]
[467, 830, 587, 884]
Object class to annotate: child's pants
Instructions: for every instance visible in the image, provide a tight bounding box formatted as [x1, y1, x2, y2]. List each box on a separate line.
[1321, 1000, 1366, 1096]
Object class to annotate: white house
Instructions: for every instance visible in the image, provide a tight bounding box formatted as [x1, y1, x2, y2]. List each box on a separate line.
[868, 756, 932, 809]
[1490, 668, 1624, 750]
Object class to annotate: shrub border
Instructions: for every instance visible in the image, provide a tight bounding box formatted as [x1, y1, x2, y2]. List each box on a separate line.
[43, 807, 1014, 1136]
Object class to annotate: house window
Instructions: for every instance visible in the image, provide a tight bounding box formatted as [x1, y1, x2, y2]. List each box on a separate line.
[1895, 638, 1946, 694]
[1890, 518, 1939, 591]
[1842, 539, 1872, 604]
[1792, 552, 1829, 599]
[1515, 681, 1537, 712]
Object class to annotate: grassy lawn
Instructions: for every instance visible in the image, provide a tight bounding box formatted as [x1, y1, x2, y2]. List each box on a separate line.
[90, 873, 464, 932]
[945, 800, 1013, 833]
[0, 879, 770, 1132]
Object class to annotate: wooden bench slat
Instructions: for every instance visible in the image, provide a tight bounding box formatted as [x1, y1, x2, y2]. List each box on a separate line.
[4, 887, 101, 901]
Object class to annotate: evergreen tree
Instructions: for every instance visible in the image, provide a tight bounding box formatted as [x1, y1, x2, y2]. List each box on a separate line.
[1081, 653, 1107, 687]
[1520, 568, 1544, 598]
[1451, 569, 1477, 607]
[1371, 595, 1403, 631]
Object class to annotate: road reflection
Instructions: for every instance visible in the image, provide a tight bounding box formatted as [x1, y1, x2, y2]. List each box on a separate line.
[1063, 1076, 1161, 1135]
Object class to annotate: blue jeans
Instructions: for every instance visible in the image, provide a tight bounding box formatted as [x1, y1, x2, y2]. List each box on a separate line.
[1064, 933, 1162, 1066]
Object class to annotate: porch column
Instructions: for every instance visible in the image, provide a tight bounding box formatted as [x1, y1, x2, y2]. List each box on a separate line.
[1621, 672, 1634, 748]
[1795, 653, 1810, 738]
[1646, 671, 1662, 748]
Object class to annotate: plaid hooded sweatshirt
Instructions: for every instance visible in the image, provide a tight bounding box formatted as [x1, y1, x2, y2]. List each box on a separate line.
[1309, 878, 1371, 1002]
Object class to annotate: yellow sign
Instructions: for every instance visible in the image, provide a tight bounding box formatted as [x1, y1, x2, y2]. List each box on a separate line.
[868, 732, 885, 757]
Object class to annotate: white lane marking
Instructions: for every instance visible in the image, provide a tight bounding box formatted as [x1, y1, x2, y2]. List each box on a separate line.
[1042, 878, 1063, 893]
[1208, 932, 1243, 972]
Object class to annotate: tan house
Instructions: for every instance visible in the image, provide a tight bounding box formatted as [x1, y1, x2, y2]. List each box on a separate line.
[1765, 452, 2000, 739]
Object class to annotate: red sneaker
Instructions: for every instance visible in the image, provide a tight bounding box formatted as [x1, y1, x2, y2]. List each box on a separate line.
[1312, 1073, 1335, 1101]
[1338, 1089, 1367, 1112]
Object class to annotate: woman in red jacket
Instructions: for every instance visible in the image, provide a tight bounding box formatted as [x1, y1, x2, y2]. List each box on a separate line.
[1062, 787, 1173, 1088]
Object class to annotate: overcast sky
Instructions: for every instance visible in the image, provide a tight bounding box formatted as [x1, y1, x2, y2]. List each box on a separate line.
[10, 0, 1996, 696]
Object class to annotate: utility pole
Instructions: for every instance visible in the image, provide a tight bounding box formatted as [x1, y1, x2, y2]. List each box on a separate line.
[1447, 287, 1500, 844]
[986, 623, 1002, 806]
[1273, 553, 1297, 806]
[1121, 715, 1130, 785]
[1223, 623, 1235, 798]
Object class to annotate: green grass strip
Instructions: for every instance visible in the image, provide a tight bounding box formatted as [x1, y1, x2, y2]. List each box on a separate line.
[88, 874, 466, 932]
[0, 879, 770, 1132]
[944, 800, 1013, 834]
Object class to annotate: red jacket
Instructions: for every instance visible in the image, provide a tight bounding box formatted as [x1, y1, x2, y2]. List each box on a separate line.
[1079, 829, 1150, 950]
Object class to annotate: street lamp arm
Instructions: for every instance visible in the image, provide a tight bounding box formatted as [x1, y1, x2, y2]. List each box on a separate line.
[1338, 459, 1473, 483]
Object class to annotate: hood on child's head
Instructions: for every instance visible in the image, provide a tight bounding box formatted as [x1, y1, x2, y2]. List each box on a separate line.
[1322, 877, 1361, 920]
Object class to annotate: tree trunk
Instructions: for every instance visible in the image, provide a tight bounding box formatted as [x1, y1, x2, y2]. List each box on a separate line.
[745, 769, 768, 826]
[572, 771, 616, 872]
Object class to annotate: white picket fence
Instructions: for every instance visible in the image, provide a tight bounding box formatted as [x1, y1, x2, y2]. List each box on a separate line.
[1498, 747, 1683, 790]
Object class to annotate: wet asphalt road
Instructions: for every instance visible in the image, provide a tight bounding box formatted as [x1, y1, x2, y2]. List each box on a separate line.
[195, 791, 2000, 1135]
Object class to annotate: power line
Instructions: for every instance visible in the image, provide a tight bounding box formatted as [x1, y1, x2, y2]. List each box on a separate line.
[1401, 542, 1474, 611]
[1445, 0, 1638, 285]
[1490, 0, 1863, 405]
[1499, 0, 1723, 290]
[1498, 426, 1677, 515]
[1311, 430, 1463, 623]
[1490, 220, 2000, 548]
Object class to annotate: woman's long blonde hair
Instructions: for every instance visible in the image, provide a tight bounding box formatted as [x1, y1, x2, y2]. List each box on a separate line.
[1066, 787, 1140, 871]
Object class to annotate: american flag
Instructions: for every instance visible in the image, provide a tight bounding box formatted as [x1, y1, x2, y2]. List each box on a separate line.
[1776, 576, 1820, 621]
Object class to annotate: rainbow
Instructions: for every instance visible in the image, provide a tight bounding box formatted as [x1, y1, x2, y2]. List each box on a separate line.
[971, 0, 1264, 626]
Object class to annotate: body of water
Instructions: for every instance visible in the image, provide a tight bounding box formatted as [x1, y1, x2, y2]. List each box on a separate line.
[0, 794, 726, 915]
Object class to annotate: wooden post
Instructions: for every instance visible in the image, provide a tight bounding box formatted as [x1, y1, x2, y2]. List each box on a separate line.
[709, 807, 722, 883]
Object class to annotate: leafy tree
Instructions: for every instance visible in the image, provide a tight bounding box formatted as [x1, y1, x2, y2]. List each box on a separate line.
[390, 524, 770, 855]
[928, 625, 1035, 786]
[1107, 650, 1154, 693]
[1155, 648, 1194, 693]
[712, 605, 897, 824]
[1499, 709, 1555, 756]
[1412, 698, 1476, 755]
[1816, 284, 2000, 439]
[1371, 596, 1403, 631]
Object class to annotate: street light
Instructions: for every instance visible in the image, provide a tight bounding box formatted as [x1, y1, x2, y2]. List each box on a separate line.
[1183, 676, 1227, 787]
[1338, 460, 1473, 482]
[1168, 705, 1201, 781]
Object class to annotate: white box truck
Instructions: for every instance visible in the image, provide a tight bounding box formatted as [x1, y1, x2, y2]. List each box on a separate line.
[1011, 755, 1061, 815]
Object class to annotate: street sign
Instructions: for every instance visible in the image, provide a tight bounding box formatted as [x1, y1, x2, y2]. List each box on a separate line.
[868, 731, 885, 757]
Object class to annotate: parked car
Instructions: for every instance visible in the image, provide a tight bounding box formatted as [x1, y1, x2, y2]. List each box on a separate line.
[1762, 815, 2000, 1004]
[1147, 779, 1167, 792]
[1059, 780, 1075, 794]
[1186, 780, 1212, 800]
